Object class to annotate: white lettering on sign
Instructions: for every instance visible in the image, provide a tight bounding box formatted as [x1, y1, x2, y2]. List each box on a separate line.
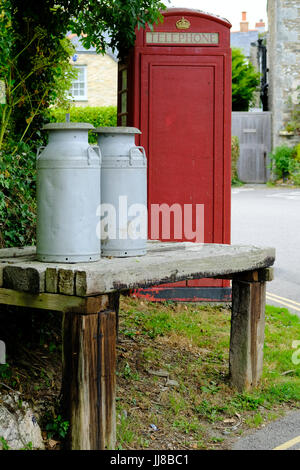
[146, 32, 219, 45]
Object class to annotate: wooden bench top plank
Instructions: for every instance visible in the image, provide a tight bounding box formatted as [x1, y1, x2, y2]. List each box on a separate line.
[0, 246, 36, 259]
[0, 243, 275, 296]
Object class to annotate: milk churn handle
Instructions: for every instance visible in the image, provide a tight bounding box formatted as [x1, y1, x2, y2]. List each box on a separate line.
[129, 146, 146, 166]
[36, 146, 46, 160]
[87, 146, 102, 165]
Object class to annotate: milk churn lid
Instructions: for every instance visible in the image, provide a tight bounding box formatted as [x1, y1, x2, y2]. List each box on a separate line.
[42, 123, 95, 131]
[94, 126, 141, 134]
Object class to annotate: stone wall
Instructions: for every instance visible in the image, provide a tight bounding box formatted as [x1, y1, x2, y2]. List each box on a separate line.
[71, 52, 118, 107]
[267, 0, 300, 148]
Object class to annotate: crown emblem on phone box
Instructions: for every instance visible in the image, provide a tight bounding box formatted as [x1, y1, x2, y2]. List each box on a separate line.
[176, 17, 191, 30]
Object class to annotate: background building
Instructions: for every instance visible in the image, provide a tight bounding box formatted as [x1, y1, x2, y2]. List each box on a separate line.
[267, 0, 300, 148]
[231, 12, 267, 110]
[231, 12, 264, 59]
[67, 34, 118, 107]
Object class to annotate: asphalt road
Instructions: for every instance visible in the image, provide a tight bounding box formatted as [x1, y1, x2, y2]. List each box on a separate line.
[232, 410, 300, 450]
[231, 186, 300, 451]
[231, 185, 300, 316]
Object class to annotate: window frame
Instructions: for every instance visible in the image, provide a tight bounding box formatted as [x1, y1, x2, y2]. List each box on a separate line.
[69, 65, 88, 101]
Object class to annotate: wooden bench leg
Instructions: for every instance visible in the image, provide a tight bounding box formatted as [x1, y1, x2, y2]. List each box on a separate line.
[230, 280, 266, 391]
[62, 294, 118, 450]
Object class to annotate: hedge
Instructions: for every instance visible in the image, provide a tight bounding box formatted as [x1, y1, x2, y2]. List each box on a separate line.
[48, 106, 117, 128]
[0, 141, 37, 248]
[48, 106, 117, 143]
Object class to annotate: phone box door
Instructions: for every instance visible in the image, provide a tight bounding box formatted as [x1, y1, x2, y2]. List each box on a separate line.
[118, 9, 232, 301]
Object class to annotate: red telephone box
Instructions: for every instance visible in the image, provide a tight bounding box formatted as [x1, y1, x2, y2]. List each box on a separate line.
[118, 9, 232, 301]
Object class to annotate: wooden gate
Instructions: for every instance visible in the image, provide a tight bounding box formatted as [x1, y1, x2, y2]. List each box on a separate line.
[232, 112, 271, 183]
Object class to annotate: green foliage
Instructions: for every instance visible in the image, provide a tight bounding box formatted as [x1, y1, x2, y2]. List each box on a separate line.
[49, 38, 78, 109]
[0, 1, 13, 71]
[289, 153, 300, 186]
[295, 143, 300, 162]
[20, 441, 33, 450]
[285, 87, 300, 135]
[117, 410, 136, 448]
[231, 135, 241, 185]
[0, 140, 37, 248]
[48, 106, 117, 128]
[68, 0, 167, 58]
[48, 105, 117, 143]
[120, 362, 140, 381]
[0, 429, 32, 449]
[0, 436, 10, 450]
[269, 145, 296, 180]
[120, 307, 173, 339]
[45, 414, 70, 440]
[0, 1, 77, 149]
[268, 143, 300, 185]
[231, 48, 260, 111]
[230, 393, 264, 411]
[0, 363, 11, 380]
[291, 169, 300, 187]
[1, 0, 166, 146]
[195, 400, 225, 423]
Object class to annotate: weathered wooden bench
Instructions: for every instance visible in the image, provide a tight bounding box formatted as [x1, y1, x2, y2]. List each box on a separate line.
[0, 242, 275, 450]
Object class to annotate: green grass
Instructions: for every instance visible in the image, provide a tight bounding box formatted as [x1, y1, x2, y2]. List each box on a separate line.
[116, 298, 300, 449]
[263, 306, 300, 389]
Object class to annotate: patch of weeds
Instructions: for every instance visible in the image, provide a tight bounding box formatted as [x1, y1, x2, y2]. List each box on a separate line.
[196, 439, 207, 449]
[117, 412, 136, 448]
[244, 412, 263, 428]
[168, 392, 186, 415]
[0, 436, 10, 450]
[20, 441, 33, 450]
[120, 362, 140, 381]
[121, 327, 138, 338]
[138, 437, 150, 448]
[195, 400, 226, 423]
[230, 393, 265, 411]
[263, 382, 300, 403]
[143, 313, 173, 339]
[40, 368, 53, 388]
[201, 382, 221, 395]
[120, 309, 173, 339]
[263, 305, 300, 403]
[267, 411, 282, 422]
[48, 342, 57, 353]
[45, 414, 70, 440]
[231, 177, 244, 187]
[211, 436, 224, 443]
[142, 347, 157, 362]
[172, 417, 202, 434]
[0, 363, 11, 380]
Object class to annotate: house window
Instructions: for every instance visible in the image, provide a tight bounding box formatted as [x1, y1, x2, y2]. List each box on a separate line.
[118, 65, 128, 126]
[70, 66, 87, 100]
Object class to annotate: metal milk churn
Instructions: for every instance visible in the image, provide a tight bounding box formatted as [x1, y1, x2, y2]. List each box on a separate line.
[94, 127, 147, 257]
[36, 123, 101, 262]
